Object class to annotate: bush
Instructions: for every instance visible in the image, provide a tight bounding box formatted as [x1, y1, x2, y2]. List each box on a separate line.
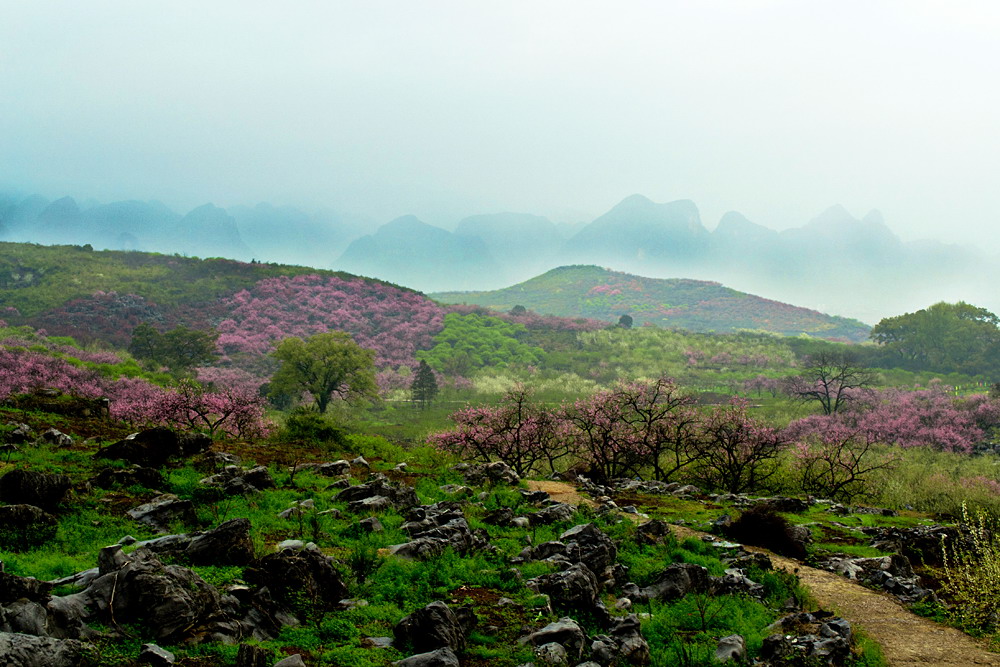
[939, 503, 1000, 631]
[281, 408, 346, 445]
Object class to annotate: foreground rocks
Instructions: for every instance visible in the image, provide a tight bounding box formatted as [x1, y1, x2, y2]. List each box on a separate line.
[95, 427, 211, 467]
[0, 632, 90, 667]
[394, 601, 475, 654]
[0, 468, 72, 511]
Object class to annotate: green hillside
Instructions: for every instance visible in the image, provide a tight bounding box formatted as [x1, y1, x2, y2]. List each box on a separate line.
[433, 265, 871, 342]
[0, 242, 394, 318]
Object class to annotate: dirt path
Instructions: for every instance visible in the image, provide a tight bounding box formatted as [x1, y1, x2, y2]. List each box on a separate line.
[526, 480, 1000, 667]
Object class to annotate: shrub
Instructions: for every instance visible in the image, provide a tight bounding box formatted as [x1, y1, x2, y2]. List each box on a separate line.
[939, 503, 1000, 631]
[281, 408, 346, 445]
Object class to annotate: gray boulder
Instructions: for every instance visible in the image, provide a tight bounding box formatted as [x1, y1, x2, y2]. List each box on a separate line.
[296, 460, 351, 477]
[0, 468, 72, 511]
[186, 518, 256, 566]
[394, 601, 470, 653]
[90, 465, 165, 490]
[534, 642, 568, 665]
[520, 618, 586, 662]
[57, 548, 237, 643]
[559, 523, 617, 574]
[0, 632, 90, 667]
[127, 494, 196, 533]
[139, 642, 176, 665]
[714, 634, 746, 663]
[273, 655, 307, 667]
[610, 614, 650, 665]
[337, 478, 420, 513]
[39, 428, 73, 447]
[393, 647, 460, 667]
[199, 465, 275, 495]
[96, 427, 210, 467]
[622, 563, 711, 603]
[461, 461, 520, 486]
[531, 503, 575, 525]
[244, 546, 348, 614]
[528, 563, 601, 612]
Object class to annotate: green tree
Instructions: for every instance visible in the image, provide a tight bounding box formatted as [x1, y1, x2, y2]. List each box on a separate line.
[416, 312, 544, 373]
[160, 326, 218, 370]
[128, 322, 218, 372]
[870, 301, 1000, 376]
[128, 322, 161, 361]
[269, 332, 377, 413]
[410, 360, 439, 408]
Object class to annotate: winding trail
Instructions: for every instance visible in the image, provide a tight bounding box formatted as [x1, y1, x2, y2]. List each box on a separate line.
[525, 480, 1000, 667]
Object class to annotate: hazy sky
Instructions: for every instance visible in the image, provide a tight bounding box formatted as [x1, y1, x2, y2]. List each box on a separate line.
[2, 1, 999, 245]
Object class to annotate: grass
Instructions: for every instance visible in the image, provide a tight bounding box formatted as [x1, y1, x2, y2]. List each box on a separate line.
[0, 396, 980, 666]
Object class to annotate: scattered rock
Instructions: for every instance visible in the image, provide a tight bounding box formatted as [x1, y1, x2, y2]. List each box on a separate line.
[0, 571, 53, 604]
[56, 548, 237, 643]
[393, 647, 460, 667]
[295, 460, 351, 477]
[185, 518, 256, 566]
[0, 632, 90, 667]
[358, 517, 384, 533]
[714, 634, 746, 663]
[559, 523, 617, 574]
[389, 503, 492, 559]
[713, 568, 765, 599]
[610, 614, 651, 665]
[0, 504, 58, 548]
[90, 465, 165, 490]
[127, 494, 197, 533]
[0, 468, 72, 511]
[277, 499, 315, 519]
[820, 553, 934, 603]
[273, 655, 307, 667]
[527, 563, 602, 614]
[394, 601, 471, 654]
[6, 423, 33, 444]
[622, 563, 711, 603]
[194, 451, 242, 472]
[39, 428, 73, 447]
[520, 618, 586, 662]
[534, 642, 568, 665]
[483, 507, 516, 526]
[531, 503, 575, 525]
[95, 427, 209, 467]
[635, 519, 673, 546]
[244, 546, 348, 614]
[461, 461, 520, 486]
[139, 642, 176, 665]
[200, 465, 276, 495]
[337, 478, 420, 513]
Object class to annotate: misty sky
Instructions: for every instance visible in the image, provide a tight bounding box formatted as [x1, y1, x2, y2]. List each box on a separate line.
[2, 1, 999, 246]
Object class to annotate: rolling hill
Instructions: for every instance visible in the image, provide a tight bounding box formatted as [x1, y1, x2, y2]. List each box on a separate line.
[432, 265, 871, 342]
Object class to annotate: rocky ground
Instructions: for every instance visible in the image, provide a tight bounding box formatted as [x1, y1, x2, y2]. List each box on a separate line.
[0, 411, 993, 666]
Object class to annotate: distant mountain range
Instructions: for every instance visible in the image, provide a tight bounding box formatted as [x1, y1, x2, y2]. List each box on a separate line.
[432, 265, 871, 342]
[0, 190, 990, 323]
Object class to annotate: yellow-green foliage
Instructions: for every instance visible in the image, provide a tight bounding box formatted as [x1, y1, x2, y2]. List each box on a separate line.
[870, 448, 1000, 518]
[940, 504, 1000, 631]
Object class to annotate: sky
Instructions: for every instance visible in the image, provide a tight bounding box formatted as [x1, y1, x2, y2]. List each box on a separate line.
[2, 1, 999, 245]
